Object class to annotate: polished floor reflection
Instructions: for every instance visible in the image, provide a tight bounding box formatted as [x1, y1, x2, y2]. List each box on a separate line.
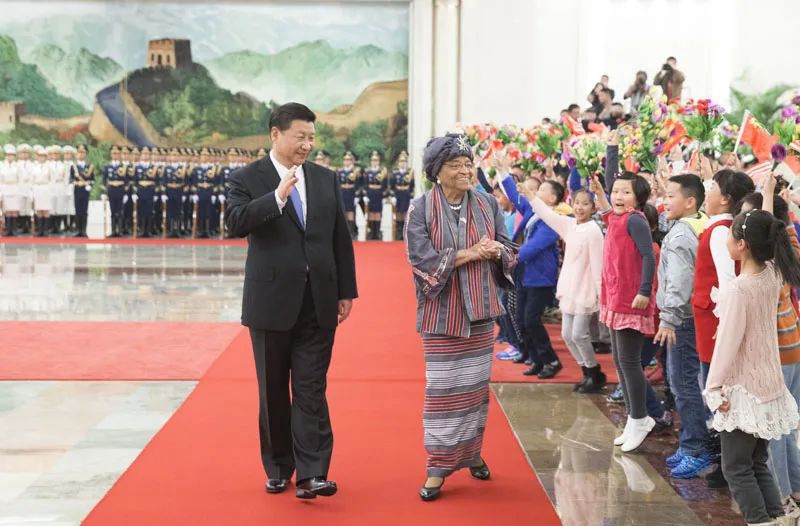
[0, 244, 245, 322]
[493, 383, 743, 526]
[0, 381, 195, 526]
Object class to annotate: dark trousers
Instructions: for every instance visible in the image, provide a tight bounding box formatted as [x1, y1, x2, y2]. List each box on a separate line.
[721, 429, 784, 523]
[517, 285, 558, 367]
[248, 282, 336, 482]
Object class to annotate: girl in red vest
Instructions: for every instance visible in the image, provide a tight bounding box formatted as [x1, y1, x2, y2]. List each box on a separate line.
[591, 170, 658, 453]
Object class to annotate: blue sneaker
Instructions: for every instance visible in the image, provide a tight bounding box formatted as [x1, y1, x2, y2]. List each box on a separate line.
[670, 452, 713, 479]
[496, 346, 522, 361]
[665, 448, 685, 469]
[606, 385, 625, 404]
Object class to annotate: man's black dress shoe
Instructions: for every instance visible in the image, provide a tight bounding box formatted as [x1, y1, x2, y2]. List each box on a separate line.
[419, 479, 445, 501]
[522, 363, 542, 376]
[469, 459, 491, 480]
[511, 355, 528, 364]
[537, 361, 563, 379]
[265, 479, 290, 494]
[296, 477, 338, 499]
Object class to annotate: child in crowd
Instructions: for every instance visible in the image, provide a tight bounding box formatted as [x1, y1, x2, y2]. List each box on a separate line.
[528, 187, 606, 392]
[704, 207, 800, 526]
[740, 178, 800, 520]
[692, 169, 754, 488]
[497, 157, 564, 378]
[591, 168, 657, 453]
[654, 174, 710, 479]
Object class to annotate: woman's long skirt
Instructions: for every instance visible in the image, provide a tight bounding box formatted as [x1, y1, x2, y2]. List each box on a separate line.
[422, 320, 494, 477]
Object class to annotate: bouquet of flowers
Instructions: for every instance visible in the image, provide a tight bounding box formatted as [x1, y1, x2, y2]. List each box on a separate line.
[679, 99, 725, 154]
[773, 100, 800, 147]
[619, 86, 671, 173]
[569, 134, 606, 180]
[711, 121, 739, 154]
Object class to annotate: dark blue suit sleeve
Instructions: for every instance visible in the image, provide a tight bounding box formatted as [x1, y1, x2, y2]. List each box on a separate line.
[500, 175, 532, 217]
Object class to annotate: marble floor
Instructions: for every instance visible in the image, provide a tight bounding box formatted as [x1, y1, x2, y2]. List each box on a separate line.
[0, 243, 744, 525]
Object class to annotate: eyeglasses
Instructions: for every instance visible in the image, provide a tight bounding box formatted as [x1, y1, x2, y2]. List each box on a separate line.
[444, 161, 474, 171]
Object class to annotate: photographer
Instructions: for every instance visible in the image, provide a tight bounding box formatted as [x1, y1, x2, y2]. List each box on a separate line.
[624, 70, 650, 115]
[654, 56, 685, 102]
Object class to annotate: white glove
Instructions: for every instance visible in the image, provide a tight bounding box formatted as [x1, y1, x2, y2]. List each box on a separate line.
[354, 198, 359, 206]
[153, 195, 158, 202]
[86, 184, 92, 192]
[364, 196, 370, 204]
[123, 195, 129, 204]
[391, 197, 397, 206]
[101, 194, 108, 201]
[218, 195, 226, 204]
[182, 195, 187, 203]
[191, 195, 199, 204]
[161, 195, 168, 203]
[211, 195, 217, 204]
[132, 194, 139, 203]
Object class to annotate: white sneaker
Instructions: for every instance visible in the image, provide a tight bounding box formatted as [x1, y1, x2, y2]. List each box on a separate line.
[620, 416, 656, 453]
[613, 418, 632, 446]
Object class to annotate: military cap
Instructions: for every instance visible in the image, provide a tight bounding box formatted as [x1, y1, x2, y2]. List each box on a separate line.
[370, 151, 381, 161]
[4, 144, 16, 155]
[77, 144, 88, 153]
[343, 151, 354, 161]
[17, 143, 31, 152]
[62, 145, 76, 154]
[398, 150, 409, 162]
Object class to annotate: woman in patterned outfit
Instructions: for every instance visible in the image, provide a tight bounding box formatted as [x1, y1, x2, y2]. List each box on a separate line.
[405, 133, 518, 501]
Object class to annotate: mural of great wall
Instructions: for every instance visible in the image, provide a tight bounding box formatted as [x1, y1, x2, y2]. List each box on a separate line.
[0, 2, 409, 161]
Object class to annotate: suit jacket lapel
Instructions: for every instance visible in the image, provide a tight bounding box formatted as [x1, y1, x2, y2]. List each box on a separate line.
[261, 155, 303, 232]
[303, 162, 315, 231]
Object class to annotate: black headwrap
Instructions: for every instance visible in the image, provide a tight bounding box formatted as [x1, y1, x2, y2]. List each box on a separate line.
[422, 133, 473, 182]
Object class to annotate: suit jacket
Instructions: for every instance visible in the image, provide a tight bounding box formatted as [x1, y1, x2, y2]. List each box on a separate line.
[226, 155, 357, 331]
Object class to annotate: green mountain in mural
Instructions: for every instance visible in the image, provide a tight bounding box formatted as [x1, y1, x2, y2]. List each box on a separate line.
[116, 63, 271, 145]
[202, 40, 407, 112]
[0, 34, 86, 118]
[26, 44, 124, 110]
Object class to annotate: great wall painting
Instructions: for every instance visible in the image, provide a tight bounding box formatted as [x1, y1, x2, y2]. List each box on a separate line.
[0, 1, 409, 161]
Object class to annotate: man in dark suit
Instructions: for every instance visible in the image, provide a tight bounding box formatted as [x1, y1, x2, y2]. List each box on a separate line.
[226, 103, 357, 499]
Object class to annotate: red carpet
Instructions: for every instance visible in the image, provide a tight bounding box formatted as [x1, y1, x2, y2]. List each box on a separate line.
[83, 243, 560, 526]
[0, 236, 247, 246]
[0, 322, 241, 380]
[490, 324, 619, 384]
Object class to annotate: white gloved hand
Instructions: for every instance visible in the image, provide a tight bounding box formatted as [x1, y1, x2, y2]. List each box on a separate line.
[132, 194, 139, 203]
[354, 198, 359, 206]
[85, 184, 92, 192]
[161, 195, 168, 203]
[364, 196, 370, 204]
[182, 195, 187, 203]
[391, 197, 397, 206]
[211, 195, 217, 204]
[191, 195, 199, 204]
[218, 195, 226, 204]
[123, 195, 129, 204]
[101, 193, 108, 201]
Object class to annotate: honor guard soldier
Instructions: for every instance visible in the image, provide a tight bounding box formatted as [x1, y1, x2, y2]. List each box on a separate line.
[121, 146, 137, 236]
[363, 151, 386, 240]
[134, 147, 159, 237]
[70, 145, 94, 237]
[102, 146, 127, 237]
[1, 144, 20, 236]
[336, 151, 360, 240]
[181, 148, 194, 236]
[314, 149, 331, 169]
[46, 145, 67, 234]
[191, 147, 214, 238]
[62, 145, 77, 233]
[216, 147, 238, 238]
[389, 150, 413, 241]
[16, 144, 33, 234]
[209, 149, 222, 237]
[31, 145, 52, 236]
[163, 147, 185, 238]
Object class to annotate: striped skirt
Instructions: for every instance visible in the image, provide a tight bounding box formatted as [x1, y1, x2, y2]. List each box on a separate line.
[422, 320, 494, 477]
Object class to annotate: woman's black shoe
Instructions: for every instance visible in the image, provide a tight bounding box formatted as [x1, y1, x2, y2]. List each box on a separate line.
[578, 365, 607, 393]
[469, 459, 491, 480]
[419, 479, 445, 501]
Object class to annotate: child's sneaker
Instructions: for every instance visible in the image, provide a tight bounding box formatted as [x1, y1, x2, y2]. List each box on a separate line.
[607, 385, 625, 404]
[665, 448, 685, 469]
[496, 346, 522, 361]
[670, 452, 713, 479]
[651, 411, 673, 435]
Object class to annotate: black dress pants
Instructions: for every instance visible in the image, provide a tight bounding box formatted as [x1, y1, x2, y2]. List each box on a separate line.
[249, 281, 336, 482]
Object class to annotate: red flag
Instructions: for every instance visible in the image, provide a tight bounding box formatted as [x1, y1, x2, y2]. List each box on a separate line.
[740, 115, 777, 162]
[562, 115, 585, 136]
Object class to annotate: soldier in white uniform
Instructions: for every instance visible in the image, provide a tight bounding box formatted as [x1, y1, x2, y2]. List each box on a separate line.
[16, 144, 33, 235]
[47, 145, 67, 234]
[1, 145, 20, 236]
[31, 145, 53, 236]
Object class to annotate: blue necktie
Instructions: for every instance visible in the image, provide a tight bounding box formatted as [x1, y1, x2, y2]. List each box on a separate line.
[289, 187, 304, 228]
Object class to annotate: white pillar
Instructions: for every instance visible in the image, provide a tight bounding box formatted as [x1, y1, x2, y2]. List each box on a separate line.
[409, 0, 435, 195]
[432, 0, 460, 136]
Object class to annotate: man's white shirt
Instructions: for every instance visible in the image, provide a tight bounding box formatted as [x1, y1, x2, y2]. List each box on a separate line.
[270, 150, 307, 223]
